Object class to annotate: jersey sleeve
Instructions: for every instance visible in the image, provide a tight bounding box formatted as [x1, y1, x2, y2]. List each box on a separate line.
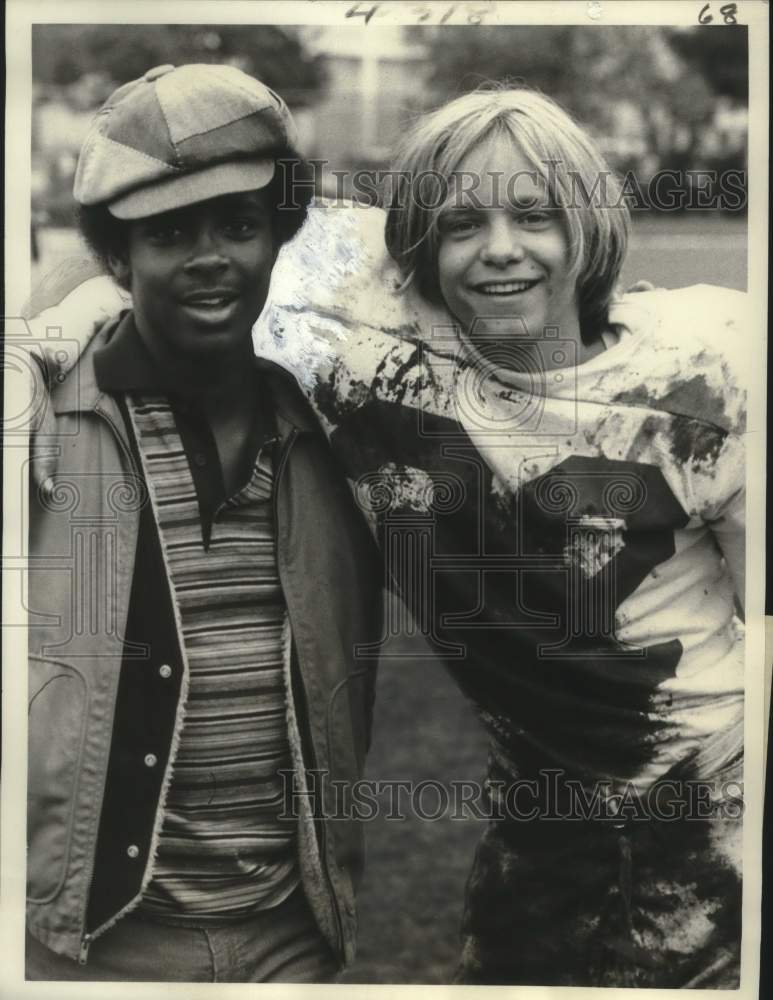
[22, 254, 104, 319]
[696, 430, 746, 608]
[709, 486, 745, 608]
[253, 202, 459, 430]
[25, 262, 130, 378]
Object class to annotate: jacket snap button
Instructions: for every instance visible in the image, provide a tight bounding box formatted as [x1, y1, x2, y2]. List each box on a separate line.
[159, 664, 172, 679]
[127, 844, 140, 859]
[144, 754, 158, 768]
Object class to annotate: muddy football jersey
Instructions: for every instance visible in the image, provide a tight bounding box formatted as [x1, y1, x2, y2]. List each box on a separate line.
[257, 205, 746, 798]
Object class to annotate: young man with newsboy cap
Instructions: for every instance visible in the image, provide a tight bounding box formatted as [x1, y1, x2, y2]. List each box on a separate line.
[26, 63, 382, 982]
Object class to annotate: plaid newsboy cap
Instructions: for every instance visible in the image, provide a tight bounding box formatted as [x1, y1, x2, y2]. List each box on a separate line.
[73, 63, 299, 219]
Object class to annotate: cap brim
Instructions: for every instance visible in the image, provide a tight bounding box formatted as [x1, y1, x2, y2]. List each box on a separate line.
[108, 159, 276, 220]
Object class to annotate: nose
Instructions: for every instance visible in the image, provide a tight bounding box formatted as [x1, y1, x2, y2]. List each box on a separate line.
[480, 217, 525, 266]
[183, 223, 229, 276]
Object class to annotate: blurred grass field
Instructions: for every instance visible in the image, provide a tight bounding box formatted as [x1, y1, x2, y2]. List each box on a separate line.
[29, 214, 747, 984]
[338, 628, 489, 984]
[620, 214, 746, 292]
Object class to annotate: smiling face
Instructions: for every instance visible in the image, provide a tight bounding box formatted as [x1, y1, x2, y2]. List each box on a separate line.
[112, 190, 277, 366]
[436, 135, 581, 364]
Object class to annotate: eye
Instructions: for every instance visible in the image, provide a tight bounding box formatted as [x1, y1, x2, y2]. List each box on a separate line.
[222, 214, 268, 240]
[519, 209, 554, 227]
[144, 222, 185, 246]
[440, 215, 480, 237]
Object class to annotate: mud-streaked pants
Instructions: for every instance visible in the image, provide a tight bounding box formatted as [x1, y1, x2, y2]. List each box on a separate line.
[456, 812, 742, 988]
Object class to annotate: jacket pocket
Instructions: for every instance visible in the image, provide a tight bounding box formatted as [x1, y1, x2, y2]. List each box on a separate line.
[27, 656, 88, 903]
[326, 667, 376, 780]
[325, 669, 374, 883]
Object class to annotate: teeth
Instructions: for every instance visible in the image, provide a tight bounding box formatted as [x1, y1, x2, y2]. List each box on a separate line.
[477, 280, 537, 294]
[189, 298, 228, 307]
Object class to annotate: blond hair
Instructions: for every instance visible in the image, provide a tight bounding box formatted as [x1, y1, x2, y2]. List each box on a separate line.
[384, 86, 630, 339]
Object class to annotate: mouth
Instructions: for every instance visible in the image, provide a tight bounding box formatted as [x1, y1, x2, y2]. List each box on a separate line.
[471, 277, 542, 296]
[181, 290, 239, 307]
[179, 291, 241, 324]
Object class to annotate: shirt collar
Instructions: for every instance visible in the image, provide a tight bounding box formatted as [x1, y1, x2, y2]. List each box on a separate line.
[93, 309, 278, 442]
[93, 311, 186, 394]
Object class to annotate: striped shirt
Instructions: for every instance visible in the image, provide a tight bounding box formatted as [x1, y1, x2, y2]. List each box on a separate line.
[127, 393, 300, 922]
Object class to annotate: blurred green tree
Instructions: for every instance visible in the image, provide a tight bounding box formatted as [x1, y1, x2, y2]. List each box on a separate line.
[32, 24, 326, 107]
[666, 26, 747, 100]
[418, 25, 740, 174]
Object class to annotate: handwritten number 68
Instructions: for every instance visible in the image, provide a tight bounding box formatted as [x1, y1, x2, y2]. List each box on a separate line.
[698, 3, 739, 24]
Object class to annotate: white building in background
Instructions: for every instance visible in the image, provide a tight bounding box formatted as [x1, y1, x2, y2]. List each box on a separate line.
[700, 98, 748, 158]
[296, 26, 428, 165]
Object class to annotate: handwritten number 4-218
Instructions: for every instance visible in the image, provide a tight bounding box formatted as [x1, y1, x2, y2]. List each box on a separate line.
[698, 3, 738, 23]
[345, 2, 489, 24]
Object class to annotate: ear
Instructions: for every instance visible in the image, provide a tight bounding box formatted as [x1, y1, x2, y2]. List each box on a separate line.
[107, 253, 132, 291]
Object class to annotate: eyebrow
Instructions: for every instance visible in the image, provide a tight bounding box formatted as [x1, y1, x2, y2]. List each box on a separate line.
[222, 191, 264, 204]
[508, 194, 545, 210]
[438, 203, 482, 215]
[438, 194, 555, 217]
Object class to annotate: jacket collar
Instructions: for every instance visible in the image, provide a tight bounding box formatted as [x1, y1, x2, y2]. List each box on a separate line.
[52, 311, 322, 438]
[51, 315, 124, 416]
[255, 357, 324, 436]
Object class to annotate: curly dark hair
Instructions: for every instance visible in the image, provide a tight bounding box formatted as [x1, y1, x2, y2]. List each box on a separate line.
[77, 149, 316, 286]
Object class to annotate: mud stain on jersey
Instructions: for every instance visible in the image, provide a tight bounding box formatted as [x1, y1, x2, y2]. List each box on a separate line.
[669, 417, 726, 471]
[613, 374, 729, 429]
[372, 346, 421, 405]
[314, 363, 371, 422]
[625, 415, 662, 463]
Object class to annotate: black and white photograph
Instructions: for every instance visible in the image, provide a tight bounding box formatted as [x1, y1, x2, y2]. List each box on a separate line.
[3, 0, 768, 995]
